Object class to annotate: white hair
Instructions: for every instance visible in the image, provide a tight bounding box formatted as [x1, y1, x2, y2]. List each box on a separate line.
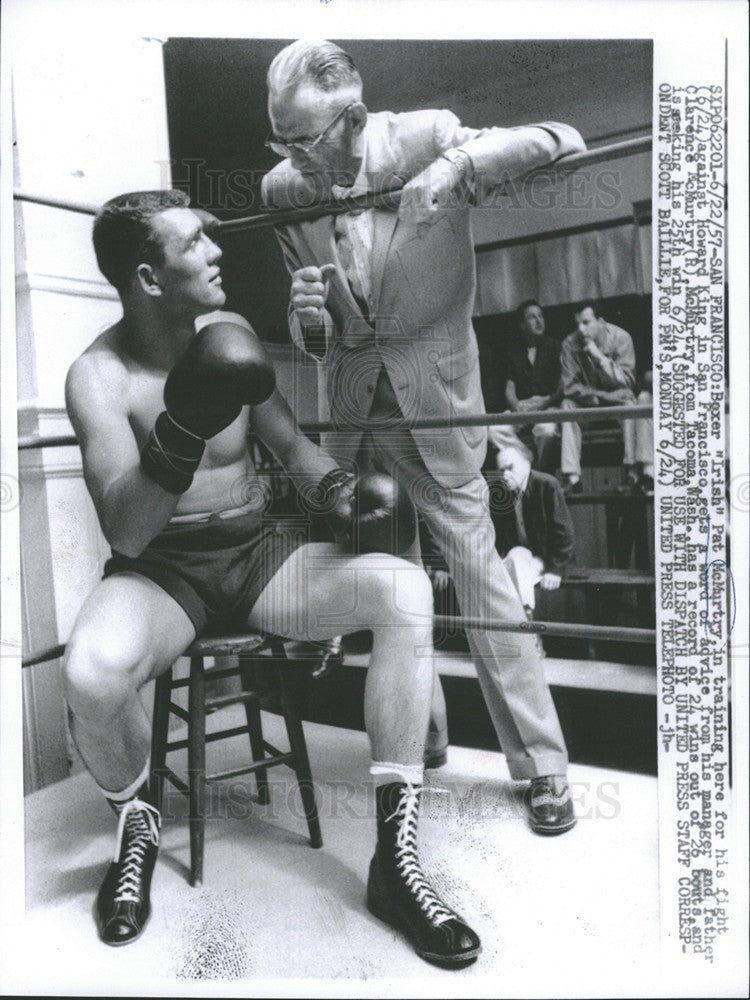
[267, 39, 362, 97]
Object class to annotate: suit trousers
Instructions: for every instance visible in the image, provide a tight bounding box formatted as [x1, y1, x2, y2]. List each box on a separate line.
[560, 391, 654, 477]
[354, 372, 568, 779]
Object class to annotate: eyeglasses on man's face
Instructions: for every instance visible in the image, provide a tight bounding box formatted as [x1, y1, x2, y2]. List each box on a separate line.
[265, 103, 354, 158]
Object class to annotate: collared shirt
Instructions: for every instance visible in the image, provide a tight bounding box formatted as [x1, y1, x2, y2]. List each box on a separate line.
[331, 134, 374, 311]
[560, 322, 636, 401]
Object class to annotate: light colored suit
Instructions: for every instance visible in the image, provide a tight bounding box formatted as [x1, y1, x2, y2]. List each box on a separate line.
[262, 110, 585, 779]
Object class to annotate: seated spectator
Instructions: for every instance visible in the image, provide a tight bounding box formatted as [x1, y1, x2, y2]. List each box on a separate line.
[488, 441, 575, 619]
[498, 299, 563, 473]
[559, 300, 654, 495]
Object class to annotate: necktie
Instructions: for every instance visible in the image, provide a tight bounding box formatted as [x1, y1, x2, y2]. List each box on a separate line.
[333, 211, 372, 319]
[514, 491, 529, 548]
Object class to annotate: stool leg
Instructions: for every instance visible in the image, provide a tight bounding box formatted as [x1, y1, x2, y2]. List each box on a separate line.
[276, 651, 322, 849]
[238, 655, 270, 805]
[150, 666, 173, 813]
[187, 655, 206, 887]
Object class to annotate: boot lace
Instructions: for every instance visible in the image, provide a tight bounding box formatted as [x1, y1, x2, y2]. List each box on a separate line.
[111, 799, 161, 904]
[386, 784, 455, 926]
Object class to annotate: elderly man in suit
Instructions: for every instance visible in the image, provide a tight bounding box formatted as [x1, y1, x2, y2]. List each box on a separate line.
[489, 440, 575, 615]
[261, 39, 585, 839]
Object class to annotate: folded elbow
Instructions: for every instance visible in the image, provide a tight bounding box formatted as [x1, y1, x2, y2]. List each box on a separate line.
[102, 520, 148, 559]
[105, 531, 144, 560]
[114, 540, 145, 560]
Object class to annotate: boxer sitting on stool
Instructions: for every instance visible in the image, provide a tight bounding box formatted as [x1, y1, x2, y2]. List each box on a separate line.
[63, 190, 480, 966]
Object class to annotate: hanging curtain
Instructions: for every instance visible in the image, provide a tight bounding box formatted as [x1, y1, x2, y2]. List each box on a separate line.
[474, 221, 652, 315]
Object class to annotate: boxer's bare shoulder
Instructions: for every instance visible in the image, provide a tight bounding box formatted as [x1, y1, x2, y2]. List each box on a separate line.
[67, 321, 181, 453]
[65, 323, 135, 429]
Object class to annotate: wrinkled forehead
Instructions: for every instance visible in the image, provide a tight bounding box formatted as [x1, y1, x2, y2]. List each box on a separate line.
[269, 83, 346, 136]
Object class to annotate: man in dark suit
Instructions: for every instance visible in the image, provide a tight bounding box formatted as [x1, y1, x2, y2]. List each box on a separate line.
[489, 440, 574, 616]
[501, 300, 563, 473]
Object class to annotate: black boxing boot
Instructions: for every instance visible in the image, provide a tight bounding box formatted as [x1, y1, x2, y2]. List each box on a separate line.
[367, 782, 481, 967]
[96, 797, 161, 946]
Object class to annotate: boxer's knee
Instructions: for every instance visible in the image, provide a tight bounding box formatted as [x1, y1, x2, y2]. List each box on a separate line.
[361, 556, 433, 624]
[63, 625, 152, 721]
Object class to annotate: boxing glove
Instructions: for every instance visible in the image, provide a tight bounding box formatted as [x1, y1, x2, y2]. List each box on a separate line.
[304, 468, 355, 539]
[141, 321, 276, 494]
[305, 470, 417, 556]
[349, 472, 417, 556]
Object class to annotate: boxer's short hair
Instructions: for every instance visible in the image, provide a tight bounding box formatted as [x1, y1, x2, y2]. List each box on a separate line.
[267, 39, 361, 96]
[93, 189, 190, 292]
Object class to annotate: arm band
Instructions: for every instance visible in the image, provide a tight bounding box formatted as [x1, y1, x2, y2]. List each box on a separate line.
[140, 411, 206, 495]
[299, 468, 354, 536]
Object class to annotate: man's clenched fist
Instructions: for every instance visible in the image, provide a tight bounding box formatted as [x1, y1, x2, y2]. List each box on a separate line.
[291, 263, 336, 325]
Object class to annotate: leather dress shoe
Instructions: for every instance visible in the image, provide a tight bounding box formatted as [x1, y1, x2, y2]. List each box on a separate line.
[613, 475, 639, 495]
[636, 474, 654, 496]
[524, 776, 577, 835]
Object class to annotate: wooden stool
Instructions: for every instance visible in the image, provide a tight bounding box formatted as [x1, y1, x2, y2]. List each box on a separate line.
[150, 632, 323, 887]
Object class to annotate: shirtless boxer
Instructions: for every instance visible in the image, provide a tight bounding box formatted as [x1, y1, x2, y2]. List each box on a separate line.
[63, 190, 480, 966]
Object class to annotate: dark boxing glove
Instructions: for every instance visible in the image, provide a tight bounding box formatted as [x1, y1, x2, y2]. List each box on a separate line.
[349, 472, 417, 556]
[304, 468, 355, 539]
[304, 470, 417, 556]
[141, 321, 276, 494]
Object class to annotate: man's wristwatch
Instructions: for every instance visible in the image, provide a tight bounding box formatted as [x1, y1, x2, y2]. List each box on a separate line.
[440, 147, 473, 181]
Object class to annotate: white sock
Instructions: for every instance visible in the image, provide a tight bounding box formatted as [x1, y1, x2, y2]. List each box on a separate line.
[370, 760, 424, 787]
[100, 759, 151, 805]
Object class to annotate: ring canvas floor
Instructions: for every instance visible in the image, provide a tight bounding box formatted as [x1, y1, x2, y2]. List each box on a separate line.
[21, 710, 659, 997]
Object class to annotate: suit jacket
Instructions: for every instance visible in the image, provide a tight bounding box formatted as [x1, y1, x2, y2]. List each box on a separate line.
[560, 322, 637, 405]
[489, 470, 574, 576]
[504, 333, 563, 407]
[262, 110, 585, 485]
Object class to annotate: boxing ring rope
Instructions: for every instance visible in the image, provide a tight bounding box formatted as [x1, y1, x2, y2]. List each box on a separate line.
[18, 400, 657, 666]
[12, 135, 652, 225]
[22, 611, 655, 671]
[18, 403, 652, 451]
[297, 404, 652, 436]
[16, 131, 655, 662]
